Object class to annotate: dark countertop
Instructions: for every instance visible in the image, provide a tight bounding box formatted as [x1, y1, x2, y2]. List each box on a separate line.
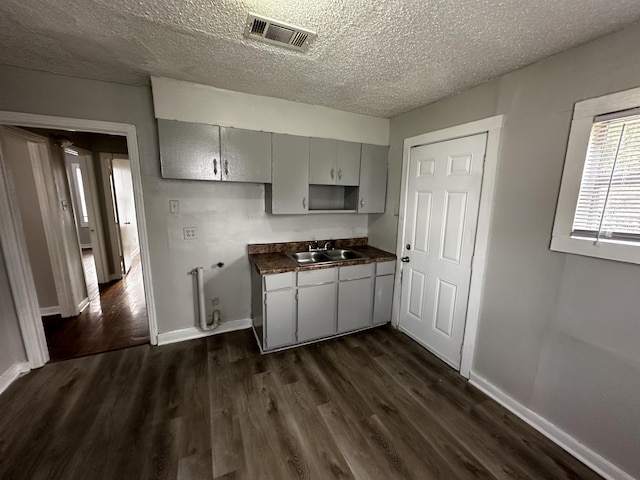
[249, 243, 396, 275]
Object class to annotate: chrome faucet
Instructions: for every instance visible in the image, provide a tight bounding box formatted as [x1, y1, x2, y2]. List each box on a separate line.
[308, 240, 332, 252]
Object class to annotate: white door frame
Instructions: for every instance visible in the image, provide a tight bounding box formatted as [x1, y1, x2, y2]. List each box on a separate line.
[0, 129, 50, 368]
[0, 126, 79, 318]
[393, 115, 503, 379]
[0, 111, 159, 362]
[66, 145, 110, 285]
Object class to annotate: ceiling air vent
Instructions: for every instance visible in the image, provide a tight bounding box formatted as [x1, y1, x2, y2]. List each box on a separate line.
[244, 13, 316, 52]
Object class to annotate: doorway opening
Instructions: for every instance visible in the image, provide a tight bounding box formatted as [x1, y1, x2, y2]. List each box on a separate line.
[0, 125, 149, 362]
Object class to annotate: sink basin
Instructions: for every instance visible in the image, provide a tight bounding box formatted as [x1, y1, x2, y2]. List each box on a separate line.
[324, 249, 367, 261]
[286, 251, 330, 265]
[285, 248, 369, 266]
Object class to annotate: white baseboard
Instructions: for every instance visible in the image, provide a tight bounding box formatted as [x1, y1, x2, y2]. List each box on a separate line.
[40, 305, 61, 316]
[469, 372, 635, 480]
[157, 318, 252, 346]
[77, 297, 90, 313]
[0, 362, 31, 396]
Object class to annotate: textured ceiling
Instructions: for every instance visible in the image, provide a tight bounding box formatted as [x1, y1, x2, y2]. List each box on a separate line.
[1, 0, 640, 118]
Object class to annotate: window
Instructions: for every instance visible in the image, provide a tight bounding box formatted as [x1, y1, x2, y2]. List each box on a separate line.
[552, 87, 640, 264]
[74, 164, 89, 225]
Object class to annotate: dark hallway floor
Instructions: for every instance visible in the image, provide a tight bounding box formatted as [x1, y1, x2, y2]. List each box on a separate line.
[42, 249, 149, 362]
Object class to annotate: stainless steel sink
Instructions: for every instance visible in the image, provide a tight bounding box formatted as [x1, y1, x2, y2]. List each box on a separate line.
[286, 251, 331, 265]
[324, 249, 367, 261]
[285, 248, 369, 266]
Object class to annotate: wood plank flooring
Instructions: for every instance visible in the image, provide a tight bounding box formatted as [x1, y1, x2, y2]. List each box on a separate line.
[0, 326, 602, 480]
[42, 250, 149, 362]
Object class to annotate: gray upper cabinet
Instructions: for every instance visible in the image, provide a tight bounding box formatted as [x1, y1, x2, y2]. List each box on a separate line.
[309, 138, 361, 186]
[267, 134, 309, 214]
[220, 127, 272, 183]
[336, 141, 361, 185]
[358, 144, 388, 213]
[309, 138, 338, 185]
[158, 119, 221, 180]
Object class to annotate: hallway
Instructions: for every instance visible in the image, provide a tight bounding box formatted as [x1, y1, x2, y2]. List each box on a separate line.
[42, 249, 149, 362]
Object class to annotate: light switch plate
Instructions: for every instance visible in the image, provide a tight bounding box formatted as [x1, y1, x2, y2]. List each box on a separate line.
[183, 227, 197, 239]
[169, 200, 179, 213]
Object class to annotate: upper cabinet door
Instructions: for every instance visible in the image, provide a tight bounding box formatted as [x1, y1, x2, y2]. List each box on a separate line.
[270, 134, 309, 214]
[309, 138, 338, 185]
[336, 141, 361, 186]
[358, 144, 388, 213]
[158, 119, 221, 180]
[220, 127, 272, 183]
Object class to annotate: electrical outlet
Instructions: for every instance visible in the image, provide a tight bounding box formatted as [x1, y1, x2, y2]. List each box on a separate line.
[183, 227, 197, 239]
[169, 200, 179, 213]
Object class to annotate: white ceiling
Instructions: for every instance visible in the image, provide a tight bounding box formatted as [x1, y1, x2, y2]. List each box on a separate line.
[1, 0, 640, 118]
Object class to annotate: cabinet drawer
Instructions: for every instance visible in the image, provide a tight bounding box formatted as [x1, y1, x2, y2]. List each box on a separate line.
[298, 268, 337, 286]
[339, 263, 374, 281]
[264, 272, 294, 291]
[376, 260, 396, 276]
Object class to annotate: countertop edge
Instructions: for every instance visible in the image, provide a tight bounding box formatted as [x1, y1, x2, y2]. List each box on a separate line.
[249, 246, 396, 275]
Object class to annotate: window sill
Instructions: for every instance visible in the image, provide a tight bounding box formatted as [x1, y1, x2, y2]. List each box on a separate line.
[550, 235, 640, 265]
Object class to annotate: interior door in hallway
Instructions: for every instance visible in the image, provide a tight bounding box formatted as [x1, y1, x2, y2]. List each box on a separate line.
[111, 156, 138, 275]
[399, 133, 487, 369]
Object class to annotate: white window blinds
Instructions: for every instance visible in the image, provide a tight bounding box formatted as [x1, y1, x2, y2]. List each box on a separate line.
[572, 108, 640, 243]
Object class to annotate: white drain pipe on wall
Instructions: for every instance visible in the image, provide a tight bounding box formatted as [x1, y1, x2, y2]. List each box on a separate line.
[192, 267, 220, 331]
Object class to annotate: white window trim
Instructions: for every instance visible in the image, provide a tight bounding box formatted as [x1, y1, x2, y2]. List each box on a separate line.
[551, 86, 640, 264]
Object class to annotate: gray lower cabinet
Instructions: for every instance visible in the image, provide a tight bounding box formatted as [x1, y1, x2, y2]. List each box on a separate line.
[252, 261, 392, 352]
[373, 261, 395, 325]
[297, 283, 337, 342]
[267, 133, 309, 214]
[220, 127, 272, 183]
[338, 277, 373, 333]
[255, 271, 296, 350]
[358, 144, 388, 213]
[158, 119, 221, 180]
[265, 289, 296, 349]
[337, 264, 374, 333]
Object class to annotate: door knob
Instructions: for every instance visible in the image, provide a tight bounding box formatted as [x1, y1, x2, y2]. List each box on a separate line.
[401, 256, 410, 263]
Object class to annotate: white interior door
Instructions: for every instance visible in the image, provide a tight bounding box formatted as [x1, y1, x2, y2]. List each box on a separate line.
[111, 156, 138, 275]
[399, 133, 487, 369]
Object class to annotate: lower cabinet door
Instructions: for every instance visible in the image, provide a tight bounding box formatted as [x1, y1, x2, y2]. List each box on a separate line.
[297, 283, 337, 342]
[373, 274, 394, 325]
[338, 277, 373, 333]
[265, 289, 295, 349]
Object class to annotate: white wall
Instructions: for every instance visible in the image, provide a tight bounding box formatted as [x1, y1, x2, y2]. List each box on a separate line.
[371, 24, 640, 478]
[0, 65, 376, 336]
[0, 247, 28, 376]
[151, 77, 390, 145]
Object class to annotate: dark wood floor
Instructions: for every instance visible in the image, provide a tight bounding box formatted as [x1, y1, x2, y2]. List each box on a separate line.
[0, 326, 601, 480]
[42, 250, 149, 362]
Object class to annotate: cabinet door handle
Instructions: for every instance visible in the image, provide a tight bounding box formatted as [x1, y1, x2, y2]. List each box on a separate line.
[224, 159, 229, 178]
[338, 169, 342, 181]
[330, 167, 335, 180]
[401, 256, 410, 263]
[360, 198, 365, 207]
[213, 159, 218, 176]
[302, 197, 307, 209]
